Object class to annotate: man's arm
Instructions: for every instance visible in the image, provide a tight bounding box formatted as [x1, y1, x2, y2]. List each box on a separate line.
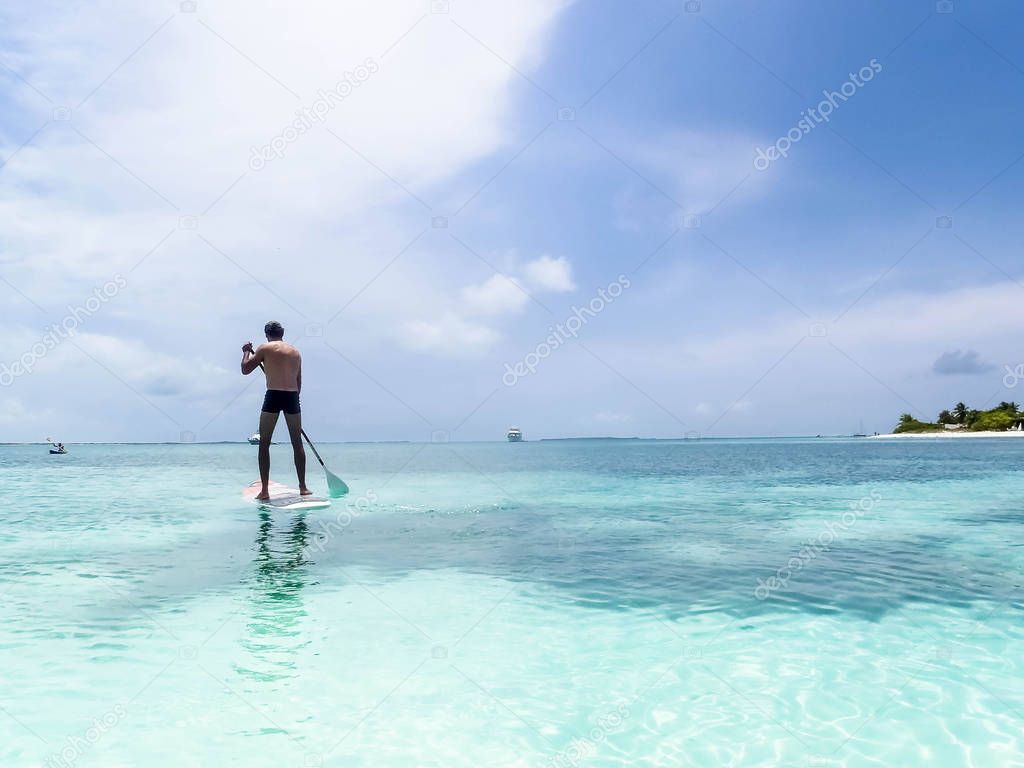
[296, 359, 302, 393]
[241, 343, 265, 375]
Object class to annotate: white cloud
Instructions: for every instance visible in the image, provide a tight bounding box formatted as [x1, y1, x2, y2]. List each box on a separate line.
[404, 271, 530, 357]
[0, 1, 574, 435]
[0, 397, 56, 427]
[593, 410, 631, 423]
[407, 256, 576, 358]
[524, 255, 575, 292]
[629, 131, 771, 217]
[568, 279, 1024, 435]
[402, 312, 498, 357]
[0, 0, 574, 316]
[632, 280, 1024, 376]
[70, 333, 234, 399]
[461, 274, 530, 316]
[0, 325, 233, 399]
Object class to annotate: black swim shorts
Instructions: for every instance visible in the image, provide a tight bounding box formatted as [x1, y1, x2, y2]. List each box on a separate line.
[262, 389, 301, 414]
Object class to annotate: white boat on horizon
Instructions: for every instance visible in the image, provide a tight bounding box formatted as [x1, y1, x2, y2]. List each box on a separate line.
[507, 427, 523, 442]
[248, 432, 260, 445]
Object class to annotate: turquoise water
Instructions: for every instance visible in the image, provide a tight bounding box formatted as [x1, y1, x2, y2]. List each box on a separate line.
[1, 438, 1022, 767]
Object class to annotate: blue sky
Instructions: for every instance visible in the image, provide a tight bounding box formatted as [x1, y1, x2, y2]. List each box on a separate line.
[2, 0, 1024, 442]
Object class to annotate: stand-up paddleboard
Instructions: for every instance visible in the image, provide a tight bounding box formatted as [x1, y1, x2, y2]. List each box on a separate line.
[243, 480, 331, 510]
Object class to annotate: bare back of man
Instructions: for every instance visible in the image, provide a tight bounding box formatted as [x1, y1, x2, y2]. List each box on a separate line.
[259, 340, 302, 391]
[241, 322, 309, 500]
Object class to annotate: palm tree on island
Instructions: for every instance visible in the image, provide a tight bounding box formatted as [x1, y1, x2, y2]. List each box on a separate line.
[894, 400, 1024, 433]
[953, 402, 969, 424]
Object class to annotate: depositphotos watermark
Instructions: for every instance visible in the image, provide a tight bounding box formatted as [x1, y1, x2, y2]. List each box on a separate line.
[546, 702, 630, 768]
[44, 703, 126, 768]
[1003, 364, 1024, 388]
[0, 275, 127, 387]
[301, 489, 378, 558]
[249, 58, 380, 170]
[502, 275, 630, 387]
[754, 58, 882, 171]
[754, 490, 881, 600]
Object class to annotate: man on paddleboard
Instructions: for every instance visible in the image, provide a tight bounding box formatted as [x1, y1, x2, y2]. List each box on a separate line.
[241, 321, 311, 500]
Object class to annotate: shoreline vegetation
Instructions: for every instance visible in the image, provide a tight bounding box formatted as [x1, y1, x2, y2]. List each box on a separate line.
[878, 401, 1024, 437]
[869, 430, 1024, 439]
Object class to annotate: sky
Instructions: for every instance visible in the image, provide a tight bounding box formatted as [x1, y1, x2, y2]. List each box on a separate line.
[3, 0, 1024, 442]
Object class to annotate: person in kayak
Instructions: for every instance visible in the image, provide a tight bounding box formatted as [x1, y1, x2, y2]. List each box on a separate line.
[241, 321, 310, 500]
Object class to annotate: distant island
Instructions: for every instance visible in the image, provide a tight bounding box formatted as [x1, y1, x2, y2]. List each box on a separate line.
[893, 401, 1024, 434]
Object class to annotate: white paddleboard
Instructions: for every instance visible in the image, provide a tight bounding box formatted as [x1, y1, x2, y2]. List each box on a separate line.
[243, 480, 331, 510]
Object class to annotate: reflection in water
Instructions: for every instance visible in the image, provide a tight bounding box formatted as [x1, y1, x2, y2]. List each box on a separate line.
[235, 511, 313, 683]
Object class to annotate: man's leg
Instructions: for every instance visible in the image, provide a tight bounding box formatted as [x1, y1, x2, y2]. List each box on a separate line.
[283, 412, 309, 495]
[258, 410, 280, 500]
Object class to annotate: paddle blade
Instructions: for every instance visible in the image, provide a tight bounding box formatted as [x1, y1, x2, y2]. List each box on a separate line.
[325, 469, 349, 497]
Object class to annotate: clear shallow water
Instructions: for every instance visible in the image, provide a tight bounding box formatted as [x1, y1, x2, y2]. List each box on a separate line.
[1, 438, 1022, 767]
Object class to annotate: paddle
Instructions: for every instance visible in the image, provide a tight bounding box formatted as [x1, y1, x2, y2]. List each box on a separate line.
[300, 432, 349, 497]
[254, 360, 349, 497]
